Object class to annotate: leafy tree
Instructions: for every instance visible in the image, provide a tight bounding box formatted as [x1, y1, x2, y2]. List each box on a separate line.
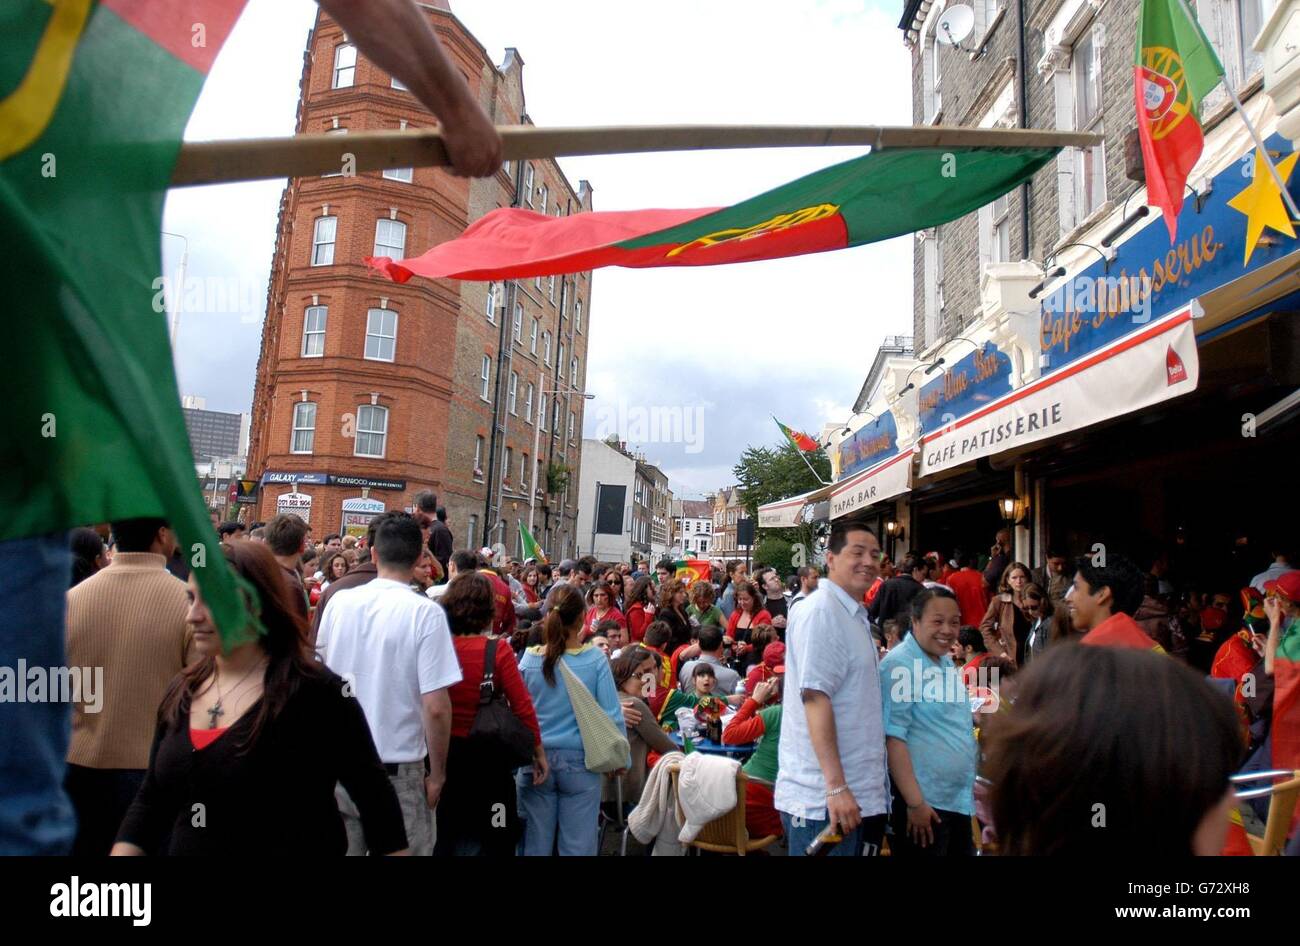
[733, 440, 831, 574]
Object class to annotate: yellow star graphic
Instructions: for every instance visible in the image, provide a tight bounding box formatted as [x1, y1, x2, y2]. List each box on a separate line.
[1227, 149, 1300, 265]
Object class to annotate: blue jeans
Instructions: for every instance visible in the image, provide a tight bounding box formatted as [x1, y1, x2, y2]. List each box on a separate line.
[781, 811, 887, 857]
[0, 532, 75, 855]
[516, 748, 601, 856]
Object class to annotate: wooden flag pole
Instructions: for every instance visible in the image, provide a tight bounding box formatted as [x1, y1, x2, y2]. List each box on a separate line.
[170, 124, 1102, 188]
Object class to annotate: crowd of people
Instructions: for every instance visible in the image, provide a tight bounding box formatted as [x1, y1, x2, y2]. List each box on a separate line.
[53, 501, 1300, 857]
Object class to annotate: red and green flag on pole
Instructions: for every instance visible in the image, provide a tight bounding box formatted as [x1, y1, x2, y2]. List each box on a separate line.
[519, 521, 547, 564]
[774, 416, 819, 453]
[2, 0, 257, 646]
[366, 146, 1058, 282]
[1134, 0, 1225, 241]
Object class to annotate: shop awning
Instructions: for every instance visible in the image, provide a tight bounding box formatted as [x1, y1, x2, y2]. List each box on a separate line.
[757, 484, 832, 528]
[918, 304, 1200, 477]
[830, 450, 913, 519]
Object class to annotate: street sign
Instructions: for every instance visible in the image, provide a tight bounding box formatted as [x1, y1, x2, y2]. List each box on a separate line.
[234, 479, 259, 504]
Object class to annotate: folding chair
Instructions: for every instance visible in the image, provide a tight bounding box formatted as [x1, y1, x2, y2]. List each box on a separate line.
[1232, 769, 1300, 856]
[597, 774, 631, 856]
[669, 765, 779, 856]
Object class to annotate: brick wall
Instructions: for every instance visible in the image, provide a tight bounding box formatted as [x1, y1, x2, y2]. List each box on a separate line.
[908, 0, 1145, 353]
[247, 7, 593, 550]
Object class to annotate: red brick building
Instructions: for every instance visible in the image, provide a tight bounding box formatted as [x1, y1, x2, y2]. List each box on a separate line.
[246, 2, 592, 557]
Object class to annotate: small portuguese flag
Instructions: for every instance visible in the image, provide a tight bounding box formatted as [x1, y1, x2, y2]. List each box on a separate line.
[1134, 0, 1224, 242]
[366, 146, 1057, 281]
[2, 0, 256, 646]
[519, 521, 547, 564]
[774, 416, 819, 453]
[674, 559, 712, 587]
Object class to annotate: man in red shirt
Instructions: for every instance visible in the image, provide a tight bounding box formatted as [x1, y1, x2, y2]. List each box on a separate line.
[1070, 553, 1161, 651]
[946, 551, 991, 628]
[447, 550, 516, 637]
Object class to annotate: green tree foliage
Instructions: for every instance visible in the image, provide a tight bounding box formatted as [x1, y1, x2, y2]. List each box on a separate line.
[753, 536, 794, 577]
[733, 440, 831, 576]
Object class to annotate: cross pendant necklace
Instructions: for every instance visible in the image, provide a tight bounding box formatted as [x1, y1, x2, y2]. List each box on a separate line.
[205, 660, 262, 729]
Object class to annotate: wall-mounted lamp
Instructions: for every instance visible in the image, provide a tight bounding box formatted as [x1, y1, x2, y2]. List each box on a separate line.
[923, 336, 982, 375]
[1101, 204, 1150, 247]
[885, 520, 905, 540]
[1028, 265, 1067, 300]
[997, 496, 1028, 524]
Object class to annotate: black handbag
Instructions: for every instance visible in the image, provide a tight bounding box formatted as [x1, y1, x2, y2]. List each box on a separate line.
[467, 637, 536, 768]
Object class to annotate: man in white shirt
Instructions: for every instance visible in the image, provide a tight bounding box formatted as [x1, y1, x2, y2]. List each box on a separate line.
[1251, 549, 1295, 592]
[776, 520, 890, 857]
[317, 513, 462, 855]
[789, 566, 820, 612]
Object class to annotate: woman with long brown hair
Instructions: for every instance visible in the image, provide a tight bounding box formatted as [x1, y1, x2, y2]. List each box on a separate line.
[979, 561, 1033, 665]
[516, 584, 628, 856]
[623, 575, 655, 643]
[112, 541, 406, 856]
[726, 580, 772, 653]
[656, 577, 693, 650]
[582, 580, 626, 636]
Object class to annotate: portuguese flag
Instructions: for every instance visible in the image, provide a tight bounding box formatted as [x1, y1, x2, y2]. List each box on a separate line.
[1134, 0, 1224, 242]
[774, 416, 818, 453]
[519, 521, 547, 564]
[2, 1, 256, 646]
[674, 559, 712, 587]
[366, 146, 1057, 281]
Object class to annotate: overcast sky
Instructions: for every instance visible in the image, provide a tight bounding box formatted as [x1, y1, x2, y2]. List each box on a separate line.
[163, 0, 914, 499]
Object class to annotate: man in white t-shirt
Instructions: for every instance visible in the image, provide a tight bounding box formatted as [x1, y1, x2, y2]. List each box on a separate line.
[317, 512, 462, 855]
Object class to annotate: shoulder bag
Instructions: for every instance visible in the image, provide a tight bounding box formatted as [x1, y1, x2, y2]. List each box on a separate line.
[467, 637, 536, 769]
[558, 658, 630, 773]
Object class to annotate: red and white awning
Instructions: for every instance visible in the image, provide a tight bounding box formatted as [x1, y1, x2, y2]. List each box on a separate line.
[918, 305, 1200, 477]
[757, 484, 832, 528]
[830, 450, 913, 519]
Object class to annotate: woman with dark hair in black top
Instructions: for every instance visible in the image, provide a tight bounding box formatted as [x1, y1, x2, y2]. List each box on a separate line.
[112, 541, 407, 856]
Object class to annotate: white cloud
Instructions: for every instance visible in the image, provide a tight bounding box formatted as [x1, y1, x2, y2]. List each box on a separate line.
[164, 0, 915, 493]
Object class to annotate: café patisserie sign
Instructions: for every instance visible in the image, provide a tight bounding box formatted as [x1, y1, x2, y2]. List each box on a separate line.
[919, 306, 1199, 476]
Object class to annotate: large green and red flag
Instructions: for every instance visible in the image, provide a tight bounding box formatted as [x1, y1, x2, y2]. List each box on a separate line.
[1134, 0, 1224, 241]
[2, 0, 256, 646]
[365, 146, 1058, 282]
[774, 416, 818, 453]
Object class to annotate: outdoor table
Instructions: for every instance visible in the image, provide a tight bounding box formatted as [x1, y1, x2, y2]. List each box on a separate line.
[668, 731, 756, 758]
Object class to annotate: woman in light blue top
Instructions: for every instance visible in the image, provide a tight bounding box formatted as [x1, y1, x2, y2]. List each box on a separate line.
[517, 583, 626, 855]
[879, 587, 978, 857]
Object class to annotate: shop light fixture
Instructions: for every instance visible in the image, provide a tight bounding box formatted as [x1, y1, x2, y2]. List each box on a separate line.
[1100, 204, 1150, 248]
[923, 336, 982, 375]
[998, 496, 1028, 524]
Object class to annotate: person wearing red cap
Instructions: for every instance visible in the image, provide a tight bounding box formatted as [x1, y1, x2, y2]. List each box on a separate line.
[1070, 554, 1163, 651]
[744, 641, 787, 701]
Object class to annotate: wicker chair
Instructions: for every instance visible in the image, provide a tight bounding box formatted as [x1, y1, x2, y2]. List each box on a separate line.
[1237, 770, 1300, 856]
[668, 764, 779, 855]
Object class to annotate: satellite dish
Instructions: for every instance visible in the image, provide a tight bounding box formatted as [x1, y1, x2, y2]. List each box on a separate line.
[937, 4, 975, 46]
